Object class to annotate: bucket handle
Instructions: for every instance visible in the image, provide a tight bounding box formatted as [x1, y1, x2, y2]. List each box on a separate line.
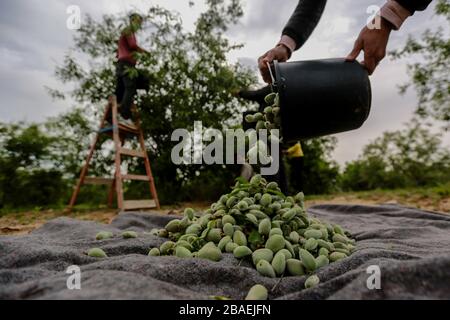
[266, 61, 277, 90]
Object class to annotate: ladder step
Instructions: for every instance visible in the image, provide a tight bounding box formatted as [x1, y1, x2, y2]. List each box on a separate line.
[83, 177, 114, 185]
[120, 148, 145, 158]
[118, 123, 139, 134]
[123, 200, 157, 210]
[122, 174, 150, 181]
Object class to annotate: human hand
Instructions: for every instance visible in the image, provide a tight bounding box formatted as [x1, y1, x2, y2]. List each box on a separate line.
[258, 45, 291, 83]
[346, 17, 394, 75]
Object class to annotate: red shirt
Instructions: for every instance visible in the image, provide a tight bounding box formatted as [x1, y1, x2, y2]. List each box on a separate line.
[117, 31, 138, 65]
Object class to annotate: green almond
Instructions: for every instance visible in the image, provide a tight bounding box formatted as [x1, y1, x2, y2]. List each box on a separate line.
[318, 247, 329, 257]
[165, 219, 181, 233]
[223, 223, 234, 237]
[185, 223, 202, 236]
[258, 219, 271, 236]
[233, 230, 247, 246]
[206, 228, 222, 243]
[222, 215, 236, 225]
[304, 275, 320, 289]
[218, 236, 232, 252]
[225, 241, 239, 253]
[260, 194, 272, 206]
[265, 234, 285, 253]
[160, 241, 175, 255]
[96, 231, 113, 240]
[148, 248, 160, 256]
[122, 231, 138, 239]
[256, 260, 276, 278]
[245, 284, 268, 300]
[184, 208, 195, 220]
[233, 246, 253, 259]
[252, 248, 274, 266]
[175, 246, 192, 258]
[88, 248, 107, 258]
[304, 238, 318, 251]
[329, 251, 347, 262]
[299, 249, 316, 271]
[271, 251, 286, 276]
[269, 228, 283, 237]
[304, 229, 323, 240]
[315, 255, 329, 269]
[198, 246, 222, 262]
[286, 259, 304, 276]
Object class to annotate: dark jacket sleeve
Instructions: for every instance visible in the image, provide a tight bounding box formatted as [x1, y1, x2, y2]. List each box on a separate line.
[282, 0, 327, 50]
[395, 0, 433, 14]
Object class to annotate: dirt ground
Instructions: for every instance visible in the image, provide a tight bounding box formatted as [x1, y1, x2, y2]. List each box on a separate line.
[1, 192, 448, 236]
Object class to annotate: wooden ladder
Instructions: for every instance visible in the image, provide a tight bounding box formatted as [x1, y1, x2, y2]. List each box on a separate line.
[67, 95, 160, 211]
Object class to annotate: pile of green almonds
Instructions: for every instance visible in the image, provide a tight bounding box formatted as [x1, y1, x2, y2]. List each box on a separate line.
[148, 174, 356, 280]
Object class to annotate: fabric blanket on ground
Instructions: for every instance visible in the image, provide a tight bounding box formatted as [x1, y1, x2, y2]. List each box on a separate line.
[0, 204, 449, 300]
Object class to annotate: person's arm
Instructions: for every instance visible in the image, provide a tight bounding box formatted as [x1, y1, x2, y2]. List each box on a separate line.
[258, 0, 327, 83]
[281, 0, 327, 51]
[346, 0, 432, 75]
[122, 27, 148, 54]
[395, 0, 433, 14]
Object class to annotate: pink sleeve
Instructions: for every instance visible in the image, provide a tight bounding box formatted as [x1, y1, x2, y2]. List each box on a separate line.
[380, 0, 412, 30]
[278, 35, 297, 54]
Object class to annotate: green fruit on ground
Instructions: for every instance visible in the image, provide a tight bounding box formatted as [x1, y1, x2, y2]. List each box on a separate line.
[218, 236, 232, 252]
[265, 234, 285, 253]
[304, 229, 323, 240]
[223, 223, 234, 237]
[175, 246, 192, 258]
[245, 284, 268, 300]
[258, 219, 271, 236]
[160, 241, 175, 255]
[252, 248, 274, 266]
[256, 260, 276, 278]
[88, 248, 107, 258]
[304, 238, 318, 251]
[225, 241, 239, 253]
[122, 231, 138, 239]
[96, 231, 113, 240]
[286, 259, 305, 276]
[148, 248, 160, 256]
[233, 246, 253, 258]
[299, 249, 316, 272]
[315, 255, 329, 269]
[271, 251, 286, 276]
[198, 245, 222, 262]
[233, 230, 247, 246]
[206, 228, 222, 243]
[305, 275, 320, 289]
[329, 252, 347, 262]
[222, 215, 236, 225]
[184, 208, 195, 220]
[269, 228, 283, 237]
[165, 219, 181, 233]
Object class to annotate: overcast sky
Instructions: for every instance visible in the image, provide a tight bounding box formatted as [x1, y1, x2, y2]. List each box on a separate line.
[0, 0, 448, 166]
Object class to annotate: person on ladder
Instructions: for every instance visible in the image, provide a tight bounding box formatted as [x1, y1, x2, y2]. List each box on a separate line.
[115, 13, 151, 128]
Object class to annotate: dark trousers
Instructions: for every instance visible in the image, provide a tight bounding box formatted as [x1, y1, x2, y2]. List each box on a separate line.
[115, 61, 150, 119]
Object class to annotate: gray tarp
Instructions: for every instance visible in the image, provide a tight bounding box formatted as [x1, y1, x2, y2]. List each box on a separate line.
[0, 204, 449, 300]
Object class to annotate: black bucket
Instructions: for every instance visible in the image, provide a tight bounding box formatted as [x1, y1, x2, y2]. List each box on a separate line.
[272, 58, 372, 141]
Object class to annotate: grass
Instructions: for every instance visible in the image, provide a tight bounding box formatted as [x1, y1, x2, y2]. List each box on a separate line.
[0, 185, 448, 236]
[306, 183, 450, 213]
